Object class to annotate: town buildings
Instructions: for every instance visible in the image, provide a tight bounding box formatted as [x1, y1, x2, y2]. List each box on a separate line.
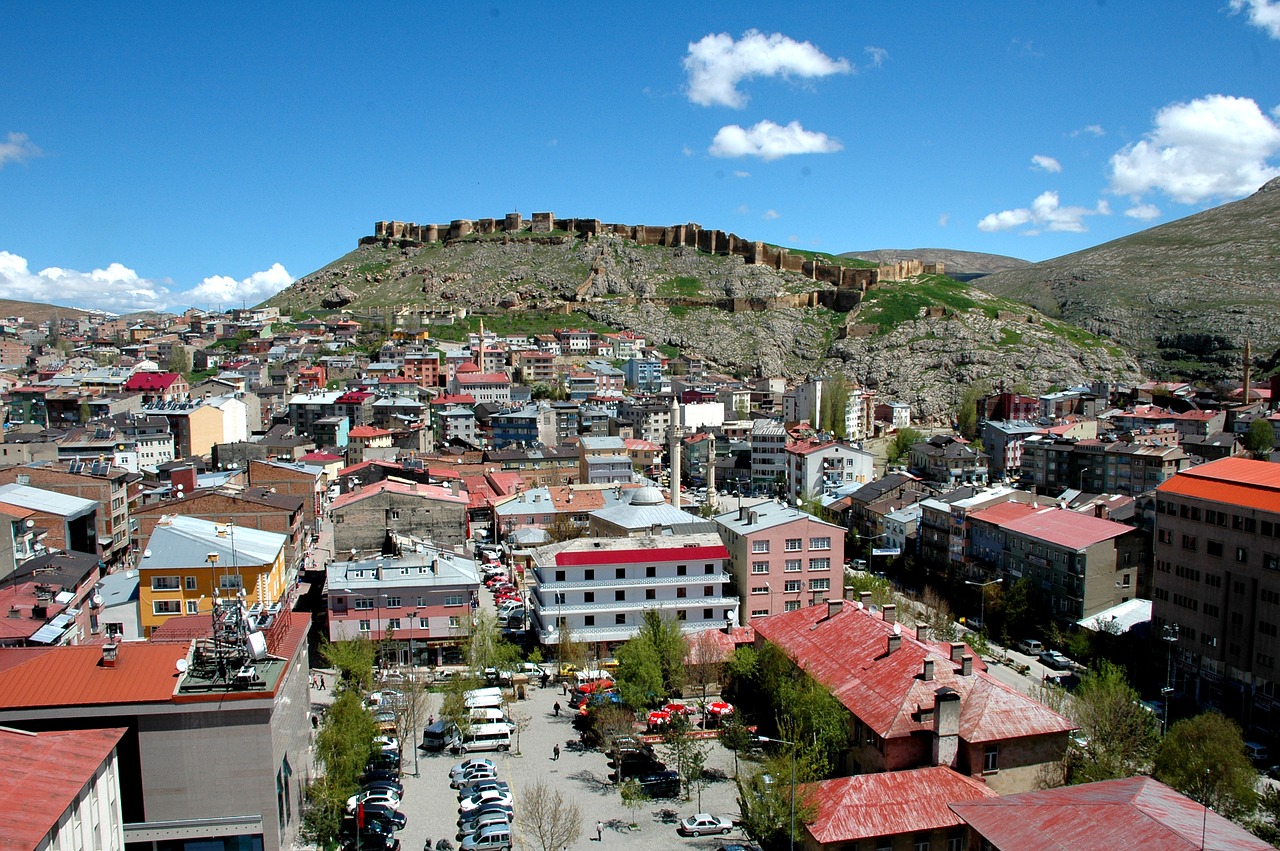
[330, 479, 469, 554]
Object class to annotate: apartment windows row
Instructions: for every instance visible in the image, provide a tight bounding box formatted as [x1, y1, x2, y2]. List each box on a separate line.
[352, 593, 468, 608]
[151, 574, 242, 592]
[552, 563, 717, 581]
[753, 578, 830, 594]
[752, 558, 831, 573]
[358, 616, 461, 631]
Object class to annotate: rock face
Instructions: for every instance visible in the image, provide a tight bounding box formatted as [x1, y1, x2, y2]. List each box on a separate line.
[975, 178, 1280, 380]
[321, 285, 357, 309]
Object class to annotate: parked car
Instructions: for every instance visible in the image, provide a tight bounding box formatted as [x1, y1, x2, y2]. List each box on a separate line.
[366, 751, 401, 773]
[459, 822, 513, 851]
[346, 788, 402, 812]
[360, 779, 404, 797]
[457, 779, 510, 800]
[1039, 650, 1072, 670]
[362, 767, 401, 785]
[678, 813, 734, 837]
[339, 818, 400, 851]
[457, 802, 515, 827]
[637, 770, 681, 798]
[450, 765, 499, 788]
[450, 757, 496, 782]
[456, 809, 511, 840]
[459, 789, 514, 814]
[1017, 639, 1045, 655]
[358, 803, 407, 831]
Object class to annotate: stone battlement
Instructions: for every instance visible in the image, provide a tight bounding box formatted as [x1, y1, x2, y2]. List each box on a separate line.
[366, 213, 941, 292]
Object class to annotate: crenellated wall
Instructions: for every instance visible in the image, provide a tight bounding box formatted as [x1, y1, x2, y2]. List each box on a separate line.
[367, 213, 942, 311]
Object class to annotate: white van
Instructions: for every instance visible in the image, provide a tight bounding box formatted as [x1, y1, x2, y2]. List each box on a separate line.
[470, 708, 516, 729]
[450, 722, 512, 754]
[464, 687, 505, 710]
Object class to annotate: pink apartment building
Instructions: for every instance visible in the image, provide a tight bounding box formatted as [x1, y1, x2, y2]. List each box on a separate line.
[713, 498, 846, 621]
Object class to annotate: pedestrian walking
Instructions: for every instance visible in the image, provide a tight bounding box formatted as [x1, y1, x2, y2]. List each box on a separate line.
[423, 838, 431, 851]
[553, 744, 560, 760]
[553, 701, 560, 717]
[595, 820, 604, 841]
[320, 674, 325, 689]
[562, 682, 568, 696]
[428, 714, 435, 726]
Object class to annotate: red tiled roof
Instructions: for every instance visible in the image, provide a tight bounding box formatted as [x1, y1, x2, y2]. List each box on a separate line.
[123, 371, 180, 392]
[806, 767, 997, 844]
[299, 451, 343, 462]
[349, 425, 393, 438]
[0, 727, 128, 849]
[431, 394, 476, 406]
[999, 507, 1130, 550]
[0, 644, 184, 708]
[556, 544, 728, 567]
[457, 372, 510, 385]
[1157, 457, 1280, 512]
[752, 603, 1073, 743]
[949, 775, 1272, 850]
[335, 390, 372, 403]
[485, 472, 524, 497]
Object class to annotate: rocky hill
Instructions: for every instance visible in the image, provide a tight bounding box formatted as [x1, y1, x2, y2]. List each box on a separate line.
[0, 298, 96, 324]
[840, 248, 1030, 280]
[268, 221, 1142, 422]
[974, 177, 1280, 381]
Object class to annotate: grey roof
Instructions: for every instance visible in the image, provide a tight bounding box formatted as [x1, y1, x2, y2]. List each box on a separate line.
[0, 483, 97, 519]
[1077, 598, 1151, 634]
[580, 436, 626, 451]
[142, 515, 286, 569]
[712, 498, 843, 535]
[327, 546, 479, 591]
[592, 488, 716, 534]
[97, 570, 140, 607]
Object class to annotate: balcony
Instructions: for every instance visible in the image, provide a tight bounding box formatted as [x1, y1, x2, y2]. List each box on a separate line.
[532, 594, 738, 617]
[532, 572, 731, 592]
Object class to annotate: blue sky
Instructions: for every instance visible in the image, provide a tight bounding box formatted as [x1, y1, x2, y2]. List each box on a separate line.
[2, 2, 1279, 314]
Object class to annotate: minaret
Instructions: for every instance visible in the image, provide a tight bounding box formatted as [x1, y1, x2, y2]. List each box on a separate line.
[1243, 337, 1253, 404]
[706, 433, 717, 512]
[669, 396, 682, 509]
[476, 319, 485, 370]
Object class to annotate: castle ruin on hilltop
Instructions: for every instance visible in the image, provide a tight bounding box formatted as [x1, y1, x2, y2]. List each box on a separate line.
[364, 212, 942, 313]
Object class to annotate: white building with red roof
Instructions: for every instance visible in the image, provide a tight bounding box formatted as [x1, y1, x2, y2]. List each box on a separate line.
[451, 371, 511, 405]
[752, 596, 1075, 794]
[783, 438, 874, 503]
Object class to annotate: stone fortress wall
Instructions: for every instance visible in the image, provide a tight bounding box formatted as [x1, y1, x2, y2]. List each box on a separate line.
[365, 212, 942, 314]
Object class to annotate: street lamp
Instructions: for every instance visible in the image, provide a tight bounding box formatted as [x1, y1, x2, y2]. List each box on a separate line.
[756, 735, 797, 851]
[1162, 623, 1179, 735]
[1077, 467, 1090, 493]
[964, 577, 1002, 632]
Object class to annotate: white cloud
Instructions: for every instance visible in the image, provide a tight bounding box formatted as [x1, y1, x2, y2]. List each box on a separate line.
[1031, 154, 1062, 173]
[733, 170, 751, 178]
[1231, 0, 1280, 39]
[938, 213, 951, 228]
[1109, 94, 1280, 204]
[681, 145, 694, 157]
[0, 132, 41, 168]
[709, 120, 842, 160]
[0, 250, 292, 313]
[736, 204, 750, 214]
[762, 209, 780, 220]
[977, 191, 1110, 234]
[1071, 124, 1105, 138]
[1125, 203, 1162, 221]
[683, 30, 851, 108]
[864, 46, 887, 68]
[184, 263, 294, 307]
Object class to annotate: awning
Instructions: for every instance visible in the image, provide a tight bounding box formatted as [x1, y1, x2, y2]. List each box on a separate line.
[29, 613, 75, 645]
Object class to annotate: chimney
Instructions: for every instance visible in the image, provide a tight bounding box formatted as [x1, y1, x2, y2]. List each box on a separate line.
[859, 591, 872, 608]
[949, 642, 965, 663]
[922, 659, 935, 681]
[961, 655, 973, 676]
[826, 599, 843, 620]
[916, 623, 929, 642]
[932, 687, 961, 767]
[101, 643, 119, 668]
[887, 633, 902, 654]
[738, 505, 747, 522]
[843, 584, 855, 602]
[1094, 503, 1108, 519]
[882, 604, 897, 624]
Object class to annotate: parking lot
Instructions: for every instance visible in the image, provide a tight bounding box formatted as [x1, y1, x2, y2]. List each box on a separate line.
[392, 680, 752, 851]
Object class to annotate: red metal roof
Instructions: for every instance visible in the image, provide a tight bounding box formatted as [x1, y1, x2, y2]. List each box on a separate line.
[0, 644, 185, 708]
[949, 775, 1272, 850]
[335, 390, 372, 403]
[0, 727, 128, 849]
[1157, 456, 1280, 513]
[349, 425, 393, 438]
[805, 767, 997, 844]
[123, 371, 180, 391]
[752, 603, 1074, 743]
[555, 544, 728, 567]
[969, 501, 1040, 526]
[456, 372, 510, 385]
[999, 507, 1130, 550]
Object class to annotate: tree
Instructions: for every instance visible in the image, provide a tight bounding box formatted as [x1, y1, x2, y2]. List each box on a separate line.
[1154, 712, 1259, 820]
[556, 620, 587, 674]
[1062, 661, 1159, 784]
[388, 667, 430, 776]
[618, 778, 647, 829]
[843, 571, 895, 608]
[923, 587, 959, 642]
[303, 689, 378, 846]
[466, 609, 521, 683]
[639, 608, 689, 696]
[510, 708, 532, 756]
[818, 375, 850, 438]
[167, 345, 192, 377]
[615, 635, 665, 710]
[439, 674, 472, 747]
[1244, 417, 1276, 459]
[546, 512, 585, 543]
[661, 713, 709, 803]
[320, 636, 377, 695]
[955, 382, 990, 441]
[516, 779, 583, 851]
[887, 427, 922, 464]
[685, 629, 724, 704]
[736, 753, 818, 851]
[718, 710, 754, 778]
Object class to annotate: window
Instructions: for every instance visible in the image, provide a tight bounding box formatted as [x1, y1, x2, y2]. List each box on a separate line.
[809, 578, 830, 592]
[1239, 547, 1250, 564]
[1181, 535, 1197, 551]
[983, 744, 999, 772]
[555, 570, 566, 582]
[914, 837, 930, 851]
[354, 597, 374, 610]
[219, 574, 243, 591]
[418, 618, 429, 628]
[416, 596, 427, 607]
[784, 601, 801, 612]
[584, 569, 594, 580]
[448, 616, 461, 628]
[584, 615, 595, 626]
[615, 590, 626, 601]
[358, 619, 372, 632]
[752, 540, 770, 553]
[705, 563, 715, 574]
[184, 576, 197, 590]
[677, 588, 687, 598]
[785, 538, 802, 551]
[152, 600, 182, 615]
[443, 594, 465, 606]
[703, 586, 713, 596]
[583, 592, 595, 603]
[703, 608, 713, 619]
[646, 566, 656, 578]
[151, 576, 180, 591]
[387, 618, 401, 630]
[784, 580, 802, 593]
[751, 561, 769, 574]
[810, 537, 831, 550]
[616, 568, 626, 579]
[751, 608, 769, 618]
[751, 586, 769, 594]
[385, 596, 401, 608]
[1207, 540, 1224, 558]
[809, 558, 831, 571]
[677, 564, 687, 576]
[1263, 588, 1280, 605]
[186, 600, 200, 614]
[615, 613, 626, 625]
[676, 610, 687, 621]
[1266, 553, 1280, 572]
[645, 589, 656, 600]
[784, 559, 802, 572]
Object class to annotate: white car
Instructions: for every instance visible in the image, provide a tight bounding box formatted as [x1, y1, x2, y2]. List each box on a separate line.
[449, 757, 495, 783]
[677, 813, 734, 837]
[346, 788, 402, 812]
[373, 735, 400, 753]
[458, 789, 514, 814]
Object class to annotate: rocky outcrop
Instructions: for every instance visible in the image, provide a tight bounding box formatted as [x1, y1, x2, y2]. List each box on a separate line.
[321, 284, 357, 309]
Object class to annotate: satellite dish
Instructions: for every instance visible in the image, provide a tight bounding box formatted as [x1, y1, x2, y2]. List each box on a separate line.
[176, 659, 189, 673]
[893, 623, 902, 636]
[143, 549, 152, 558]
